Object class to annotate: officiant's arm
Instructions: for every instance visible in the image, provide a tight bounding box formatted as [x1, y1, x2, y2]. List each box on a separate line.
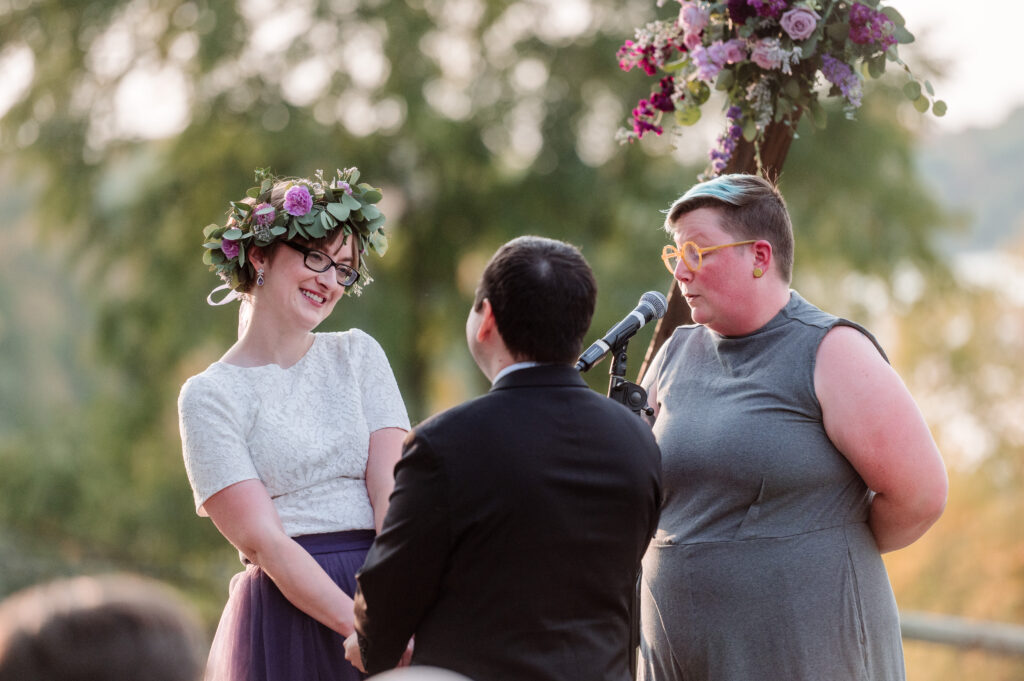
[349, 430, 450, 674]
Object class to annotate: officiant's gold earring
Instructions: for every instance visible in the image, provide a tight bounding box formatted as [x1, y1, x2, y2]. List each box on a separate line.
[753, 267, 764, 278]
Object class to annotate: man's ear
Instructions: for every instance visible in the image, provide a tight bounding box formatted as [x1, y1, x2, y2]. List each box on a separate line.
[475, 298, 497, 343]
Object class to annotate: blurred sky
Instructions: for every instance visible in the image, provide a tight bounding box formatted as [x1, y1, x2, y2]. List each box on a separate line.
[1, 1, 1022, 138]
[894, 0, 1024, 133]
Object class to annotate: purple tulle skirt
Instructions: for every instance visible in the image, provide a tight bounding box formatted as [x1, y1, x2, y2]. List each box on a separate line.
[204, 530, 375, 681]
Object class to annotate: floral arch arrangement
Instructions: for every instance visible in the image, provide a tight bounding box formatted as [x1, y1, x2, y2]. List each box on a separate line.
[616, 0, 946, 177]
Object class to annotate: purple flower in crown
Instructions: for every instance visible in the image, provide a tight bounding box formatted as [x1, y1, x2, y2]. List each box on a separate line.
[284, 185, 313, 216]
[335, 180, 354, 196]
[221, 238, 240, 260]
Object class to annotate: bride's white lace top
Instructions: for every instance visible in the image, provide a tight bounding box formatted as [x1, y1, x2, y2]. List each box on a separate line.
[178, 330, 410, 536]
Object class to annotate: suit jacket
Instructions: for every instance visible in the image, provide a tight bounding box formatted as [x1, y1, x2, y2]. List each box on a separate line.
[354, 364, 662, 681]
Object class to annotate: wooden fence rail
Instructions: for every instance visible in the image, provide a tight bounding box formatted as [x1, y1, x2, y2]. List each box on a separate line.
[901, 611, 1024, 656]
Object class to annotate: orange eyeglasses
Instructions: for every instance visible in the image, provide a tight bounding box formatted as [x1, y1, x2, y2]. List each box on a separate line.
[661, 240, 756, 274]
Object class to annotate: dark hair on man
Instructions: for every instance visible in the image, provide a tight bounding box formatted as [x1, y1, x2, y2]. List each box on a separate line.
[665, 173, 795, 283]
[474, 236, 597, 364]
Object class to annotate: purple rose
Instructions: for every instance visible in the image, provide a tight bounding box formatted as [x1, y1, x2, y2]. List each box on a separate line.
[780, 7, 819, 41]
[221, 238, 239, 259]
[253, 202, 275, 226]
[722, 39, 747, 64]
[283, 185, 313, 216]
[692, 46, 723, 82]
[750, 38, 782, 70]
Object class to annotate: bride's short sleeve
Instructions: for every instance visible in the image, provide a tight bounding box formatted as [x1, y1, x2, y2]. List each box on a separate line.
[351, 330, 411, 433]
[178, 372, 260, 515]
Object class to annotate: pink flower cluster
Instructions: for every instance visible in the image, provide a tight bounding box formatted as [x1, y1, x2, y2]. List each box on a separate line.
[630, 76, 676, 137]
[617, 38, 685, 76]
[283, 185, 313, 216]
[849, 2, 896, 48]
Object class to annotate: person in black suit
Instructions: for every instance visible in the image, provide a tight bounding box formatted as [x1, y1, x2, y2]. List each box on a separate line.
[343, 235, 662, 681]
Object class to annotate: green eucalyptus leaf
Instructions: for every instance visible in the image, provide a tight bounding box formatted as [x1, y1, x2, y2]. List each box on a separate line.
[367, 214, 387, 232]
[210, 251, 225, 264]
[369, 231, 388, 256]
[867, 55, 886, 79]
[297, 212, 315, 226]
[231, 201, 252, 214]
[223, 228, 243, 240]
[246, 187, 260, 199]
[688, 80, 711, 105]
[341, 193, 361, 210]
[327, 202, 351, 221]
[801, 35, 818, 55]
[320, 210, 336, 232]
[361, 204, 381, 220]
[361, 188, 383, 203]
[203, 223, 221, 238]
[715, 69, 734, 91]
[742, 118, 757, 141]
[202, 250, 214, 265]
[270, 226, 286, 236]
[348, 169, 360, 184]
[306, 219, 326, 238]
[203, 241, 220, 249]
[675, 106, 701, 126]
[903, 81, 922, 100]
[913, 95, 930, 113]
[662, 58, 689, 73]
[260, 179, 272, 195]
[287, 224, 299, 240]
[932, 100, 947, 117]
[924, 80, 935, 96]
[880, 6, 905, 26]
[238, 245, 246, 267]
[894, 26, 914, 44]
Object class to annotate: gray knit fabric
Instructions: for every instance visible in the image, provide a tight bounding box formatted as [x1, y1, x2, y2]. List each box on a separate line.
[638, 291, 904, 681]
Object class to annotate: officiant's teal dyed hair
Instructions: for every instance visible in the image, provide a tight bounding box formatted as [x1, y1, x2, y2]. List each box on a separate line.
[663, 173, 794, 283]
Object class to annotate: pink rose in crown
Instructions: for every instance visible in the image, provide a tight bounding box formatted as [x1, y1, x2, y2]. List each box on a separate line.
[780, 7, 821, 41]
[221, 238, 239, 259]
[284, 185, 313, 216]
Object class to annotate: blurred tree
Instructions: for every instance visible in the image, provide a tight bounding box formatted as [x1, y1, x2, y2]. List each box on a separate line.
[0, 0, 974, 650]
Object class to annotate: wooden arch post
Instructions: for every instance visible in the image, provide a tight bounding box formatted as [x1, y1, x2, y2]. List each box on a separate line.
[638, 116, 800, 379]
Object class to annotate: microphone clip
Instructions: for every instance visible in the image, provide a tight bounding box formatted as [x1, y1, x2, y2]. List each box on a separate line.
[606, 342, 654, 419]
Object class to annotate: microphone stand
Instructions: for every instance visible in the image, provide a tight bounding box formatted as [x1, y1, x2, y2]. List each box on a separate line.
[606, 340, 654, 419]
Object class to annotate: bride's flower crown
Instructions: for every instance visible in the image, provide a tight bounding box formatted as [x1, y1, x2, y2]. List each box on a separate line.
[202, 167, 388, 298]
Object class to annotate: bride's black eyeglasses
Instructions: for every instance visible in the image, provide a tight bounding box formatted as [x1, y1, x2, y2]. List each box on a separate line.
[282, 242, 360, 287]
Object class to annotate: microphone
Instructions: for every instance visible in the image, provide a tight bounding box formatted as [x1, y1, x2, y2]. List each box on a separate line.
[575, 291, 668, 372]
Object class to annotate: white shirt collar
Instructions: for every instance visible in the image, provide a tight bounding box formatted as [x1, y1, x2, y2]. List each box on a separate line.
[491, 361, 545, 386]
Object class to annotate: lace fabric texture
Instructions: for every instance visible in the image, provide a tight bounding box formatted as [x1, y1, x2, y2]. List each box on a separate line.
[178, 329, 410, 536]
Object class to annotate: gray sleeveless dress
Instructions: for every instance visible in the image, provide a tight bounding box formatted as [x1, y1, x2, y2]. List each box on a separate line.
[638, 291, 905, 681]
